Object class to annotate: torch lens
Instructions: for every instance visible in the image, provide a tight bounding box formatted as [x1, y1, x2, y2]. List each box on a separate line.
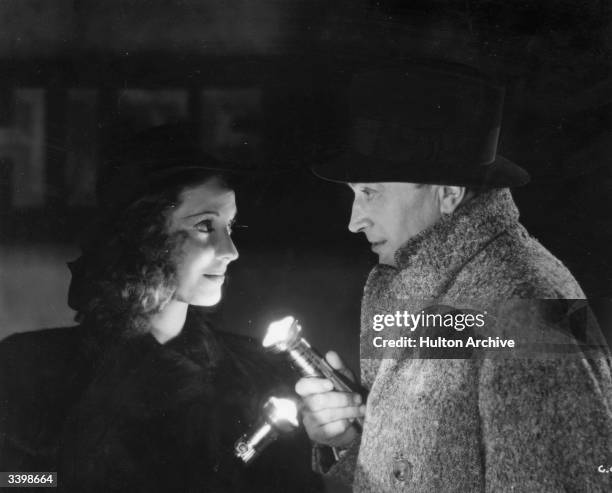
[263, 316, 297, 348]
[268, 397, 299, 427]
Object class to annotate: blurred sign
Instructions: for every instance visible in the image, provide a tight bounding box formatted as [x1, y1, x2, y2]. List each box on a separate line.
[0, 89, 46, 208]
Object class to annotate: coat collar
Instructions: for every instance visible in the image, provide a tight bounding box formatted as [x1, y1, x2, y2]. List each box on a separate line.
[361, 188, 520, 322]
[360, 188, 520, 387]
[393, 188, 519, 279]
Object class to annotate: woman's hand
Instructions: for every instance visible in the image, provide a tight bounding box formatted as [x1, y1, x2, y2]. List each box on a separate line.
[295, 351, 365, 448]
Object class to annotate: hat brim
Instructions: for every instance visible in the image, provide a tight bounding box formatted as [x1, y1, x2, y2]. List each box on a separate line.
[311, 151, 530, 188]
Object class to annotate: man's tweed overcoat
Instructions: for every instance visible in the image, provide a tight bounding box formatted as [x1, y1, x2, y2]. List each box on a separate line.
[332, 189, 612, 492]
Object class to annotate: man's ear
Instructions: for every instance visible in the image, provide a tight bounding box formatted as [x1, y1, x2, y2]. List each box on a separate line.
[436, 186, 466, 214]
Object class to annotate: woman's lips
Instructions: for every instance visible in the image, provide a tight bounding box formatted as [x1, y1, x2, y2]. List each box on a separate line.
[204, 274, 225, 283]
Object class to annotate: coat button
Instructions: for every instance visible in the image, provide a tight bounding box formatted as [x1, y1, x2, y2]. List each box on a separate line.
[392, 459, 413, 482]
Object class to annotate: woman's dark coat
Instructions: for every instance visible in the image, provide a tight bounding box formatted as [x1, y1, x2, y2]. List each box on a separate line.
[0, 320, 321, 492]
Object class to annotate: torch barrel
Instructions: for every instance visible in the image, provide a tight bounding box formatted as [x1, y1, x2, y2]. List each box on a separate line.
[234, 423, 277, 464]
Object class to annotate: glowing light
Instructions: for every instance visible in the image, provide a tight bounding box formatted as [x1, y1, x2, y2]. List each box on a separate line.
[234, 396, 300, 464]
[268, 397, 299, 427]
[263, 316, 297, 348]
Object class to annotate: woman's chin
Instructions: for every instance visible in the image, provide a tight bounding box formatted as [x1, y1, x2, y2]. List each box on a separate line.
[188, 289, 223, 307]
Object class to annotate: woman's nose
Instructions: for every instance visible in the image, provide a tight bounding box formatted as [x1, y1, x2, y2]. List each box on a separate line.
[218, 231, 239, 262]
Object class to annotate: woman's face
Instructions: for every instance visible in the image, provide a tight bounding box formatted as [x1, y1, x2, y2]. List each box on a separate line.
[166, 177, 239, 306]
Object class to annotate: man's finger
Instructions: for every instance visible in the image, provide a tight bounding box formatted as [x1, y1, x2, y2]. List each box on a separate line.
[295, 377, 334, 397]
[325, 351, 345, 371]
[318, 420, 353, 438]
[305, 405, 366, 425]
[325, 351, 355, 382]
[302, 391, 361, 412]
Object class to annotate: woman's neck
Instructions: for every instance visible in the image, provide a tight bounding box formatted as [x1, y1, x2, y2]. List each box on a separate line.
[150, 300, 189, 344]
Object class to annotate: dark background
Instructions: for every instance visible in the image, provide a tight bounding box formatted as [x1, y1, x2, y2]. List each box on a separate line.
[1, 0, 611, 371]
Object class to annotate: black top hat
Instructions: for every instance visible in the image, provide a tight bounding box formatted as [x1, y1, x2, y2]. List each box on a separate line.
[312, 62, 529, 188]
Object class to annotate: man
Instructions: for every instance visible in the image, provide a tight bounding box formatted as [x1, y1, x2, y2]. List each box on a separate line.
[296, 63, 612, 491]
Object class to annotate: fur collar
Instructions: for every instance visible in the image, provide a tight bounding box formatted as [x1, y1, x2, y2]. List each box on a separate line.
[364, 188, 520, 302]
[395, 188, 518, 274]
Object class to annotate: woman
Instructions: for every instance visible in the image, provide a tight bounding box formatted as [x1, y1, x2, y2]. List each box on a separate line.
[0, 124, 320, 492]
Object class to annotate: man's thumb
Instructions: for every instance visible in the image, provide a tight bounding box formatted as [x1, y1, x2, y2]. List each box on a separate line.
[325, 351, 355, 382]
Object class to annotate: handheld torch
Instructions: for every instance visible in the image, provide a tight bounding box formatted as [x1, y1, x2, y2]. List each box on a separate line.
[234, 396, 299, 465]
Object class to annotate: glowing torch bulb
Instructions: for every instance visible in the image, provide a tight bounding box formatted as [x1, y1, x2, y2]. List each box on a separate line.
[262, 316, 299, 349]
[268, 397, 299, 427]
[234, 397, 299, 464]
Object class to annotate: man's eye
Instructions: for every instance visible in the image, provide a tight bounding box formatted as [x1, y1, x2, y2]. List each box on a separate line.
[361, 187, 376, 198]
[194, 219, 214, 233]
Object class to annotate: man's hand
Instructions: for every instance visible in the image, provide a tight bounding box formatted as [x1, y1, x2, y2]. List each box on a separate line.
[295, 351, 366, 448]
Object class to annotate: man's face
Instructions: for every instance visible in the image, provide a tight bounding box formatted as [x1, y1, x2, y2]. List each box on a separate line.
[348, 182, 442, 266]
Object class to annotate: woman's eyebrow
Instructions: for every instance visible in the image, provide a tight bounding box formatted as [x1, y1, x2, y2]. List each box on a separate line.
[183, 210, 219, 219]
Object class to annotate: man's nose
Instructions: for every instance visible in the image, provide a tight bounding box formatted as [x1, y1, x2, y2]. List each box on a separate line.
[348, 201, 370, 233]
[218, 231, 239, 262]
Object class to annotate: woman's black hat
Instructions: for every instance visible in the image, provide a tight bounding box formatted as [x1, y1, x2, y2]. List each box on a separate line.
[312, 61, 530, 188]
[97, 122, 251, 214]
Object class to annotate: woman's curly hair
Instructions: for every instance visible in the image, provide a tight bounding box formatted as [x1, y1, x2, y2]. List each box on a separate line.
[69, 170, 233, 339]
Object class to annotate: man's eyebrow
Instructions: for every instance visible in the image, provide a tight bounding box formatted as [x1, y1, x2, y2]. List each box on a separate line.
[183, 210, 220, 219]
[350, 183, 381, 191]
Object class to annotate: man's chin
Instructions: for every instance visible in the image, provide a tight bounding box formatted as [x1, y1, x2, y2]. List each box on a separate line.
[377, 252, 397, 267]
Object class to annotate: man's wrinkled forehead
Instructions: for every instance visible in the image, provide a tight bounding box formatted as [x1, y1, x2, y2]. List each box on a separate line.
[348, 182, 385, 191]
[348, 182, 427, 191]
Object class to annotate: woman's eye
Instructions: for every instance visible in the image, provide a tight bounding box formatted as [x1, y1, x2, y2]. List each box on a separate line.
[194, 219, 214, 234]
